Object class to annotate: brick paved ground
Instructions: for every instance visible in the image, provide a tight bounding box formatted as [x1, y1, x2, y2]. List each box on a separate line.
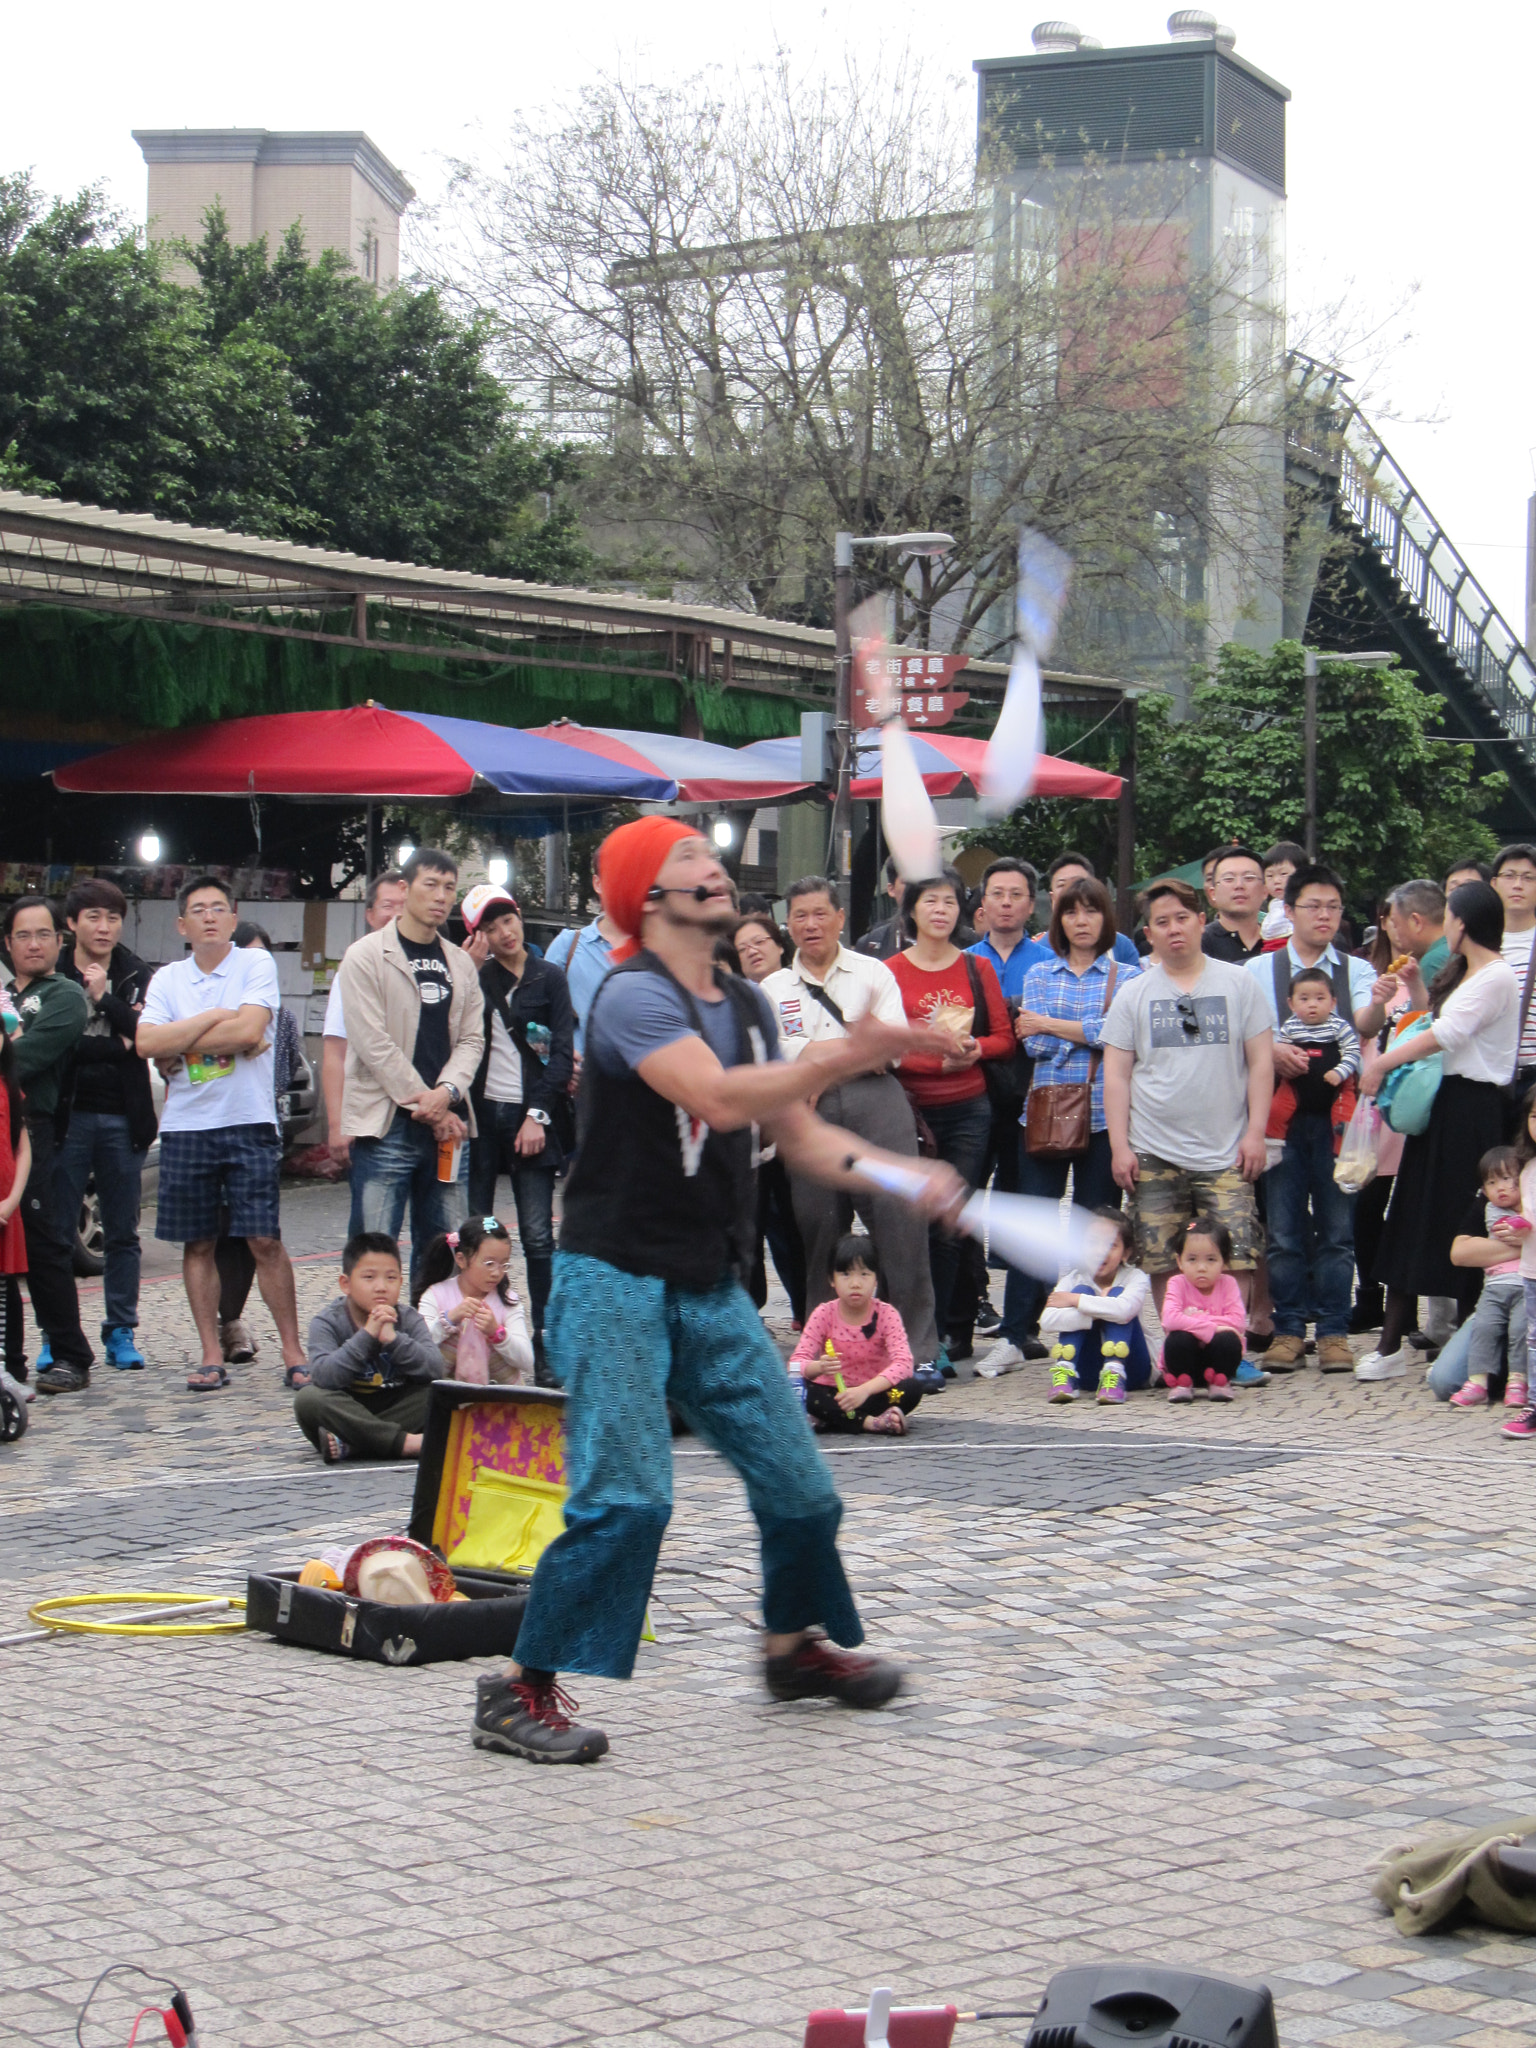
[5, 1183, 1536, 2046]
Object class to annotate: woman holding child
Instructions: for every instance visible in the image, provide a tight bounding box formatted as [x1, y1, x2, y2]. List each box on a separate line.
[1360, 881, 1519, 1379]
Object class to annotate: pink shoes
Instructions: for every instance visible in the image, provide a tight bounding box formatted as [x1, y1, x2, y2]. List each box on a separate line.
[1449, 1382, 1489, 1408]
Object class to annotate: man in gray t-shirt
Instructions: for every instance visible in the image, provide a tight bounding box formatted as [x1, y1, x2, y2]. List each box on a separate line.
[1100, 880, 1274, 1313]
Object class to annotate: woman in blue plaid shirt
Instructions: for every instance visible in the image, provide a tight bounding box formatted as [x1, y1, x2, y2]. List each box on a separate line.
[979, 876, 1141, 1376]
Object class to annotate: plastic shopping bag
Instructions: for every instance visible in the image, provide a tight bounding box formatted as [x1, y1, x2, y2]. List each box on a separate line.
[1335, 1094, 1381, 1193]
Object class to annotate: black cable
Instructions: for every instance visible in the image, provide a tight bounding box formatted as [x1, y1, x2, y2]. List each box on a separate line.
[75, 1963, 178, 2046]
[970, 2012, 1041, 2023]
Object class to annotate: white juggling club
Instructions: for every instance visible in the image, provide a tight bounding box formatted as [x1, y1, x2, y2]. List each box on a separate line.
[981, 527, 1073, 818]
[845, 1157, 1114, 1282]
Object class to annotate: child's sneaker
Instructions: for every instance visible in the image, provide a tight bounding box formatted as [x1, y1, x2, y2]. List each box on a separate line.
[1096, 1366, 1126, 1404]
[1207, 1373, 1233, 1402]
[1502, 1405, 1536, 1438]
[1506, 1376, 1529, 1408]
[103, 1326, 146, 1371]
[1449, 1382, 1489, 1408]
[1233, 1358, 1269, 1387]
[1167, 1376, 1194, 1403]
[1047, 1348, 1079, 1403]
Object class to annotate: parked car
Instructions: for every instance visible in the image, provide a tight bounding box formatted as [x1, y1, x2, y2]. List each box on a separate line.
[71, 1044, 318, 1274]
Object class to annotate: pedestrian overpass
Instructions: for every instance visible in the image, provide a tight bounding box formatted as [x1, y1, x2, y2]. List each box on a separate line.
[1286, 352, 1536, 834]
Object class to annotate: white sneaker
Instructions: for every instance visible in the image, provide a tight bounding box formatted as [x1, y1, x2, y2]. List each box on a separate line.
[976, 1341, 1026, 1378]
[0, 1367, 34, 1406]
[1355, 1349, 1407, 1380]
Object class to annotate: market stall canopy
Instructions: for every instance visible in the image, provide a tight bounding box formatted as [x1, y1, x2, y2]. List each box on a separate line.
[51, 704, 678, 802]
[739, 732, 1123, 801]
[526, 721, 814, 803]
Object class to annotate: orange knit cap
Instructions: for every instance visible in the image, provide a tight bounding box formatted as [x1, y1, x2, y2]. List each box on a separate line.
[598, 816, 705, 962]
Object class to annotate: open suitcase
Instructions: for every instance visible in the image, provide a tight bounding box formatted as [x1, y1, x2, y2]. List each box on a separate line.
[247, 1381, 568, 1667]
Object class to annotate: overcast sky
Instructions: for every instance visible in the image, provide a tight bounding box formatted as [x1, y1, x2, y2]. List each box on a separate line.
[9, 2, 1529, 633]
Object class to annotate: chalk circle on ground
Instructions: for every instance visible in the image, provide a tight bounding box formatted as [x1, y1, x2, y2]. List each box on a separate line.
[27, 1591, 248, 1637]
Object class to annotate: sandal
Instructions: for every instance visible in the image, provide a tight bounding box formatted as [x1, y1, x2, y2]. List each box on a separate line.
[186, 1364, 230, 1392]
[282, 1365, 311, 1390]
[318, 1429, 352, 1464]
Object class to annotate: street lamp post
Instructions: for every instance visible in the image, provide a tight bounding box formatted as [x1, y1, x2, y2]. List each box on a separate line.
[1301, 648, 1397, 860]
[830, 528, 956, 891]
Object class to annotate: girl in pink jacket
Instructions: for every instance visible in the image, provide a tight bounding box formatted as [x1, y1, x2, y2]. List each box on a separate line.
[1160, 1216, 1246, 1403]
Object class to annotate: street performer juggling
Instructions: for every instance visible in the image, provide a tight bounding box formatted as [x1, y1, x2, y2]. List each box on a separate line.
[472, 817, 965, 1764]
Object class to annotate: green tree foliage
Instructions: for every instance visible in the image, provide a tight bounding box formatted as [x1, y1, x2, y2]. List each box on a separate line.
[966, 643, 1506, 913]
[0, 174, 586, 581]
[1134, 643, 1504, 909]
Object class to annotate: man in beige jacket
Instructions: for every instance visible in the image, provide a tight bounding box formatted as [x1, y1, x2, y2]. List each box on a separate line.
[336, 848, 485, 1286]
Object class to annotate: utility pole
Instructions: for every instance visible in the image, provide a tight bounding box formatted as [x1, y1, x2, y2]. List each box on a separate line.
[831, 530, 854, 890]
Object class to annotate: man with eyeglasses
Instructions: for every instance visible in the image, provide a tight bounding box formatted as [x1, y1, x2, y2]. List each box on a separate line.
[1101, 878, 1274, 1323]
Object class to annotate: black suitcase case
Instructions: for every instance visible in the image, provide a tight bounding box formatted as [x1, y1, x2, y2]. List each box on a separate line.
[247, 1380, 568, 1667]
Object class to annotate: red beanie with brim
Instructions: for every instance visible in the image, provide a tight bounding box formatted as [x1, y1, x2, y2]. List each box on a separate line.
[598, 816, 705, 961]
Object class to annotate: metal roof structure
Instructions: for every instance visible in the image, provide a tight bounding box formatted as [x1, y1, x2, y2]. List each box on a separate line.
[0, 491, 1141, 714]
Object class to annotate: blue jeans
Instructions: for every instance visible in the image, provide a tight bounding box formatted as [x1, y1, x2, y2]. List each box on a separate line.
[919, 1094, 995, 1345]
[468, 1100, 558, 1336]
[53, 1110, 146, 1333]
[349, 1111, 468, 1292]
[1000, 1127, 1121, 1345]
[1264, 1111, 1356, 1338]
[514, 1252, 858, 1680]
[1427, 1319, 1473, 1399]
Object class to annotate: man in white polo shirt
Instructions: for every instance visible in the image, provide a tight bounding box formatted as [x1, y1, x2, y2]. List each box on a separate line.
[137, 875, 308, 1392]
[762, 875, 942, 1375]
[322, 868, 407, 1168]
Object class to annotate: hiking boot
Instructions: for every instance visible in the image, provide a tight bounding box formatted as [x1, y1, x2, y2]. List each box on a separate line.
[765, 1630, 903, 1709]
[103, 1326, 146, 1371]
[37, 1363, 89, 1394]
[1264, 1334, 1306, 1371]
[220, 1319, 257, 1364]
[1317, 1336, 1355, 1373]
[472, 1673, 609, 1764]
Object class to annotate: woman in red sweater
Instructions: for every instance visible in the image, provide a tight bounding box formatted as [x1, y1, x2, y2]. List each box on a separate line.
[888, 871, 1013, 1359]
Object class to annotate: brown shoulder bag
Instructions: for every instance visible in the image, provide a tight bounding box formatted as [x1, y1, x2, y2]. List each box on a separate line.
[1024, 963, 1117, 1160]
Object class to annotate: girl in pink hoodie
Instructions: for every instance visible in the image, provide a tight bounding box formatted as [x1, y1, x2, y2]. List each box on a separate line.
[1160, 1216, 1246, 1403]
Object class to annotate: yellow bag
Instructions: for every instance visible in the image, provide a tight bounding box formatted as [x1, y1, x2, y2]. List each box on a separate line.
[449, 1465, 567, 1576]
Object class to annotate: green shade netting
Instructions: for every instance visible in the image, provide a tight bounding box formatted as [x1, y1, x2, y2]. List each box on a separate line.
[0, 606, 803, 743]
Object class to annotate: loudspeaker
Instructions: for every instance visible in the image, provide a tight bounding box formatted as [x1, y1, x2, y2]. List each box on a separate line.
[1024, 1965, 1279, 2048]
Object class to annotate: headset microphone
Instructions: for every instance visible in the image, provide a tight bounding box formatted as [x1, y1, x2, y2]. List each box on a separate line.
[645, 884, 717, 902]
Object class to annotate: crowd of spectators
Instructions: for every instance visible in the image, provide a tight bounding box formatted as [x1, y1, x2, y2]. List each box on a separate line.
[4, 829, 1536, 1450]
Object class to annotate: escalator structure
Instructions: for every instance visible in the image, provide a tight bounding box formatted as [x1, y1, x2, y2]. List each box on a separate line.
[1285, 352, 1536, 832]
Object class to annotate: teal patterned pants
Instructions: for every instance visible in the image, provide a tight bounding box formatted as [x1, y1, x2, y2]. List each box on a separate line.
[513, 1250, 862, 1679]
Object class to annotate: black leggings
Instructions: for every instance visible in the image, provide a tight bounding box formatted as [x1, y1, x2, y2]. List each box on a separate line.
[1163, 1328, 1243, 1387]
[1, 1275, 23, 1376]
[804, 1376, 923, 1433]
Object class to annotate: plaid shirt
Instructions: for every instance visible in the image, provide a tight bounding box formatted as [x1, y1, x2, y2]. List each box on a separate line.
[1021, 952, 1140, 1131]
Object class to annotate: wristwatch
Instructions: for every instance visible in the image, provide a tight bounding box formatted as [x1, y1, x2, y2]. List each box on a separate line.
[526, 1107, 551, 1126]
[444, 1083, 464, 1108]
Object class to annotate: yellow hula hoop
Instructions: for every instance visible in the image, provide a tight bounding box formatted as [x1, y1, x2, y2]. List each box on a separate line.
[27, 1592, 248, 1638]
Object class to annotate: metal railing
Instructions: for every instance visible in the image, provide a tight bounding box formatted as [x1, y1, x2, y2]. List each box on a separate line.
[1285, 350, 1536, 764]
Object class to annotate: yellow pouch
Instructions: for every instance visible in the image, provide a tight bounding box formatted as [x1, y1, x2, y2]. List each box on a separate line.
[450, 1465, 568, 1575]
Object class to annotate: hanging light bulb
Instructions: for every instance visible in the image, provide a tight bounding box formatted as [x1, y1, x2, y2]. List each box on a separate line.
[138, 831, 161, 864]
[487, 856, 510, 888]
[712, 817, 734, 849]
[396, 842, 414, 865]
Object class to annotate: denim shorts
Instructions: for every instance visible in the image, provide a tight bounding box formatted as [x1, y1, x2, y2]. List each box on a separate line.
[154, 1123, 282, 1243]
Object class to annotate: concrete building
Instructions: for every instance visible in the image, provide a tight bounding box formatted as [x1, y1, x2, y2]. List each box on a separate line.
[973, 15, 1289, 696]
[133, 129, 414, 285]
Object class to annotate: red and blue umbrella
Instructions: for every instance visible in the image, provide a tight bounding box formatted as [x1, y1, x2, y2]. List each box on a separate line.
[53, 704, 678, 802]
[739, 731, 1122, 800]
[526, 721, 814, 804]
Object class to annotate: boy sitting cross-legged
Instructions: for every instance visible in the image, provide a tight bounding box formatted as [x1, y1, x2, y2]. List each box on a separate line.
[295, 1231, 444, 1464]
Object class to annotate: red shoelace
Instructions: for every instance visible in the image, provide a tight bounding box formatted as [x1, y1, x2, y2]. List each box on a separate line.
[512, 1679, 583, 1730]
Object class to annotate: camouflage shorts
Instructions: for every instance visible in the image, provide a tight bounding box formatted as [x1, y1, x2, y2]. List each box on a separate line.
[1131, 1153, 1262, 1274]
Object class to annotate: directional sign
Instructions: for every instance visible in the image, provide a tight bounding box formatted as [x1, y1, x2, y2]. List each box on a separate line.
[853, 647, 971, 729]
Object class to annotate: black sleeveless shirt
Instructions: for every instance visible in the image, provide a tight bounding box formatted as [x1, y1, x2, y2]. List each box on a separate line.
[558, 951, 770, 1289]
